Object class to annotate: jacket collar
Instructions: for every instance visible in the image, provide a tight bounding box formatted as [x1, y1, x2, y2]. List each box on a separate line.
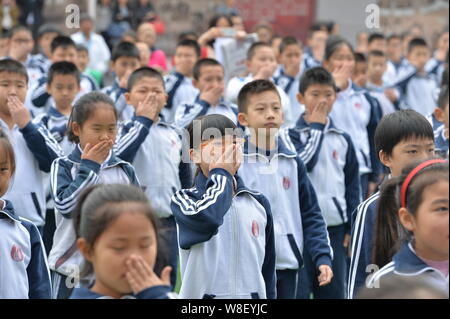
[49, 106, 69, 119]
[0, 199, 21, 222]
[295, 113, 343, 134]
[243, 134, 297, 159]
[68, 145, 123, 168]
[194, 171, 261, 196]
[393, 242, 444, 276]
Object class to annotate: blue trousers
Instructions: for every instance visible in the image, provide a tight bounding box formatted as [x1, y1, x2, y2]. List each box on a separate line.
[297, 224, 348, 299]
[276, 269, 298, 299]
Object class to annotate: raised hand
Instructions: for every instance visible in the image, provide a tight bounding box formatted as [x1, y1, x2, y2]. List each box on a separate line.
[136, 91, 160, 122]
[81, 140, 113, 164]
[308, 100, 329, 125]
[209, 143, 242, 177]
[200, 85, 223, 106]
[7, 95, 31, 129]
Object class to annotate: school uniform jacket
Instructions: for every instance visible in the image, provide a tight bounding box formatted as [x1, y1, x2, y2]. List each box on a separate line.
[101, 78, 135, 122]
[435, 125, 449, 159]
[0, 199, 51, 299]
[273, 66, 305, 122]
[163, 71, 199, 123]
[1, 118, 63, 226]
[367, 242, 449, 295]
[70, 285, 177, 299]
[238, 137, 333, 272]
[48, 146, 139, 276]
[174, 96, 239, 128]
[171, 169, 277, 299]
[114, 115, 192, 218]
[347, 191, 380, 299]
[329, 80, 383, 181]
[281, 115, 361, 230]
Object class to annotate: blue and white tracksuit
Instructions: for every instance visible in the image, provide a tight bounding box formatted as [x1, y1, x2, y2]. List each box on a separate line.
[383, 58, 414, 87]
[171, 169, 277, 299]
[163, 71, 199, 123]
[435, 125, 449, 159]
[365, 82, 396, 116]
[367, 242, 449, 296]
[273, 66, 305, 122]
[281, 115, 361, 298]
[101, 77, 135, 122]
[238, 137, 333, 297]
[328, 80, 383, 194]
[302, 47, 322, 71]
[1, 118, 63, 227]
[0, 199, 51, 299]
[70, 285, 177, 299]
[48, 146, 139, 298]
[174, 96, 239, 128]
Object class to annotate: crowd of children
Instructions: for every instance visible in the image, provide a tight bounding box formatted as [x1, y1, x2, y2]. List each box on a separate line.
[0, 9, 448, 299]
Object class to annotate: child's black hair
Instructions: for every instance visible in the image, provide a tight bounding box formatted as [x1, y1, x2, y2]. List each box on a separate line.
[372, 158, 448, 268]
[308, 23, 327, 37]
[374, 109, 434, 157]
[127, 66, 165, 92]
[441, 67, 449, 87]
[111, 41, 140, 62]
[387, 33, 402, 43]
[237, 79, 280, 114]
[9, 25, 32, 38]
[0, 129, 16, 178]
[368, 32, 386, 44]
[299, 66, 337, 95]
[75, 43, 89, 54]
[407, 37, 428, 54]
[279, 36, 302, 54]
[50, 36, 76, 54]
[368, 50, 386, 60]
[72, 183, 164, 282]
[67, 92, 117, 144]
[176, 39, 201, 58]
[192, 58, 223, 81]
[324, 36, 354, 61]
[354, 52, 367, 63]
[178, 31, 198, 43]
[0, 58, 28, 84]
[437, 85, 449, 111]
[47, 61, 81, 86]
[247, 42, 272, 61]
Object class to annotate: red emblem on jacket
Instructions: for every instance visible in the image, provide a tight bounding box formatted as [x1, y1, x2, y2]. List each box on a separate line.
[252, 220, 260, 237]
[332, 150, 339, 160]
[283, 177, 291, 190]
[355, 102, 362, 109]
[11, 245, 24, 262]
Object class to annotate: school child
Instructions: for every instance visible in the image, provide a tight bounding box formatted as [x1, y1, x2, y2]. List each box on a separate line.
[136, 23, 168, 73]
[114, 66, 192, 287]
[101, 41, 140, 122]
[303, 23, 328, 70]
[368, 159, 448, 294]
[388, 38, 439, 117]
[367, 33, 386, 53]
[0, 59, 63, 229]
[70, 184, 176, 299]
[383, 34, 413, 86]
[225, 42, 294, 127]
[348, 109, 436, 299]
[75, 44, 102, 88]
[31, 24, 62, 77]
[434, 85, 449, 158]
[48, 92, 140, 299]
[282, 67, 361, 299]
[33, 61, 80, 155]
[352, 53, 368, 88]
[323, 36, 383, 199]
[366, 50, 396, 115]
[174, 58, 239, 128]
[29, 36, 98, 115]
[236, 79, 333, 299]
[425, 30, 448, 85]
[0, 130, 51, 299]
[163, 39, 201, 123]
[170, 114, 277, 299]
[273, 36, 305, 122]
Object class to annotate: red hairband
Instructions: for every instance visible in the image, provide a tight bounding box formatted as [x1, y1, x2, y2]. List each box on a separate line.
[400, 159, 447, 208]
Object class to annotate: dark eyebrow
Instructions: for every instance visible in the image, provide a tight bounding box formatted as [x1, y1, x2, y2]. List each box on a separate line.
[431, 199, 449, 205]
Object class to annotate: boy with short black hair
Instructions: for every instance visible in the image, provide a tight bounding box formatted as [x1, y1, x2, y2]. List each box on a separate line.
[225, 42, 294, 126]
[434, 85, 449, 158]
[282, 67, 361, 299]
[174, 58, 238, 128]
[30, 36, 98, 115]
[274, 36, 305, 121]
[348, 109, 436, 298]
[114, 66, 192, 288]
[352, 52, 368, 88]
[101, 41, 141, 122]
[237, 79, 333, 299]
[163, 39, 201, 123]
[388, 38, 439, 117]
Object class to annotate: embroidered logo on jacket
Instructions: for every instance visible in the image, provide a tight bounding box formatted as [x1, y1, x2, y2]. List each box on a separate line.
[283, 177, 291, 190]
[11, 245, 24, 262]
[355, 102, 362, 109]
[332, 150, 339, 160]
[252, 220, 260, 238]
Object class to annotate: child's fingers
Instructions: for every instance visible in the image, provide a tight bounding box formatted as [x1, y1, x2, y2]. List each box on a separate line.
[136, 257, 153, 277]
[83, 143, 92, 154]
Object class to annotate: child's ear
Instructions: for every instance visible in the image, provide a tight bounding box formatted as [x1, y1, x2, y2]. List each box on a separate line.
[193, 79, 200, 90]
[46, 84, 52, 95]
[72, 122, 81, 137]
[77, 238, 93, 262]
[435, 107, 444, 123]
[237, 112, 249, 127]
[296, 92, 305, 105]
[124, 92, 131, 105]
[398, 207, 416, 232]
[379, 150, 391, 169]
